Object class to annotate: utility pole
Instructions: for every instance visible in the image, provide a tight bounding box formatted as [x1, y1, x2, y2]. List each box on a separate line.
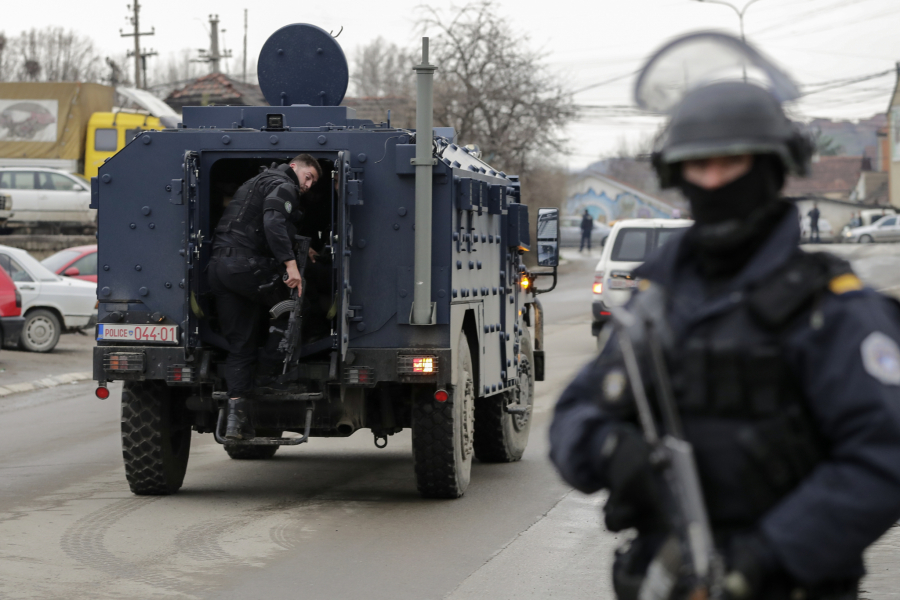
[243, 9, 248, 83]
[120, 0, 155, 88]
[193, 14, 232, 74]
[693, 0, 763, 42]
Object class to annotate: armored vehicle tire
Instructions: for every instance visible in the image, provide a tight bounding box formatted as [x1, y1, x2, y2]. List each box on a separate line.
[19, 309, 61, 353]
[224, 431, 281, 459]
[412, 331, 475, 499]
[121, 381, 191, 495]
[474, 327, 535, 463]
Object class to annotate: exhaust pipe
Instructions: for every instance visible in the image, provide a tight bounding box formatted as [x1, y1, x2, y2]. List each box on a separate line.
[411, 37, 437, 325]
[336, 419, 356, 436]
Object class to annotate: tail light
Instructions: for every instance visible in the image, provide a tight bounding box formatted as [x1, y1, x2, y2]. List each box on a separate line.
[344, 366, 373, 385]
[167, 365, 193, 383]
[104, 352, 144, 373]
[399, 355, 439, 375]
[593, 272, 604, 295]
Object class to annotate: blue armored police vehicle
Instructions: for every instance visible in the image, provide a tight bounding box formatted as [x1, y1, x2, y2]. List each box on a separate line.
[91, 24, 559, 499]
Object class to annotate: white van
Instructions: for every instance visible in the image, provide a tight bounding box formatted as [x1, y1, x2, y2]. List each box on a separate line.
[591, 218, 693, 338]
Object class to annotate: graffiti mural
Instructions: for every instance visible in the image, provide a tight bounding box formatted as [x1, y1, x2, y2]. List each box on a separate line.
[0, 100, 58, 142]
[566, 188, 674, 223]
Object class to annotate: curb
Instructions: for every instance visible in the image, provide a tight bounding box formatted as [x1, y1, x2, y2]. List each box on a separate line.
[0, 372, 93, 398]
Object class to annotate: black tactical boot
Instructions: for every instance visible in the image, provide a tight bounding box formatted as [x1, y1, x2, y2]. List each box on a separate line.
[225, 397, 256, 440]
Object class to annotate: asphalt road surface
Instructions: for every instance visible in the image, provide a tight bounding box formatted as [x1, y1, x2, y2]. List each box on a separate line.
[1, 245, 899, 600]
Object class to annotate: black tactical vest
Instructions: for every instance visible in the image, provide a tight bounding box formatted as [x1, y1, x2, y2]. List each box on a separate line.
[215, 164, 297, 250]
[663, 251, 852, 527]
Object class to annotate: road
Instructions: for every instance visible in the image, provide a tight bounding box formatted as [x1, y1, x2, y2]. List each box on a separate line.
[0, 245, 899, 599]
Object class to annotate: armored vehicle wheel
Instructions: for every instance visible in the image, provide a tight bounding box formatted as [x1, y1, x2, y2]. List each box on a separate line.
[412, 331, 475, 498]
[19, 309, 61, 353]
[121, 381, 191, 495]
[224, 430, 281, 459]
[474, 327, 535, 462]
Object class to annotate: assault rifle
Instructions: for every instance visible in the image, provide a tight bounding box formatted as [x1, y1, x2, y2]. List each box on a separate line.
[610, 305, 724, 600]
[269, 235, 312, 374]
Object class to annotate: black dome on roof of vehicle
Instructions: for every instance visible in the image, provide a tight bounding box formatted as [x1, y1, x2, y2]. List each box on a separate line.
[256, 23, 349, 108]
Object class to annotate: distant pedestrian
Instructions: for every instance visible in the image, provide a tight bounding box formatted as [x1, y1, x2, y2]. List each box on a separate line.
[579, 210, 594, 252]
[808, 202, 821, 243]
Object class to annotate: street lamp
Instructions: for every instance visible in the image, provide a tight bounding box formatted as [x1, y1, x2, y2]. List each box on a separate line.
[693, 0, 764, 42]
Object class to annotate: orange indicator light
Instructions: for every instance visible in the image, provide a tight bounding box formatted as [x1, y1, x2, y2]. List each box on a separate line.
[413, 357, 434, 373]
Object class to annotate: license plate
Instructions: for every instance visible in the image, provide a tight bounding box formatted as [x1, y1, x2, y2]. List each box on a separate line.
[97, 324, 179, 344]
[609, 279, 638, 290]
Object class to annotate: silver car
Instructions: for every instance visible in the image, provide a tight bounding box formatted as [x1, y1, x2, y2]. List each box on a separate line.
[842, 215, 900, 243]
[559, 215, 610, 247]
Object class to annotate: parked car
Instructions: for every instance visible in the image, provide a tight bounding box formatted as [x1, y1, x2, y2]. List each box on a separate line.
[800, 216, 834, 243]
[842, 215, 900, 244]
[0, 265, 24, 349]
[0, 167, 95, 233]
[559, 215, 611, 247]
[41, 244, 98, 283]
[592, 218, 693, 341]
[0, 191, 11, 228]
[0, 245, 97, 352]
[840, 208, 898, 241]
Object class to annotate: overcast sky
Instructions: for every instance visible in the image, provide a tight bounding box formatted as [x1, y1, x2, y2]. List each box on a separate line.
[4, 0, 898, 170]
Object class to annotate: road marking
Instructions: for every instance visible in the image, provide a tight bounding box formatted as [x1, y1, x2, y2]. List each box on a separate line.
[0, 371, 92, 398]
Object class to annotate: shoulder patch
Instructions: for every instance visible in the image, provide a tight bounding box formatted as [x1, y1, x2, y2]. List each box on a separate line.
[602, 368, 628, 403]
[284, 200, 292, 214]
[861, 331, 900, 386]
[829, 273, 863, 295]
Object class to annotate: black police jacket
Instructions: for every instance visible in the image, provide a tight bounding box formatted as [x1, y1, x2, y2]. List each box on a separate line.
[213, 164, 302, 264]
[549, 205, 900, 586]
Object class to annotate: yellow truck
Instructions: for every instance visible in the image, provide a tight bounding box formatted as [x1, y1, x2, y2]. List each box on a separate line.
[0, 82, 178, 178]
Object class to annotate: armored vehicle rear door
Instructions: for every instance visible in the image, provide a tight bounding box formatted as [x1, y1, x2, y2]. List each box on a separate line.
[182, 150, 200, 351]
[336, 150, 355, 359]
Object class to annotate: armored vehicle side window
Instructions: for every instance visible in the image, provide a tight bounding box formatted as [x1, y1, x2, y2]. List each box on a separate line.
[94, 128, 118, 152]
[612, 228, 651, 262]
[0, 254, 33, 282]
[69, 253, 98, 276]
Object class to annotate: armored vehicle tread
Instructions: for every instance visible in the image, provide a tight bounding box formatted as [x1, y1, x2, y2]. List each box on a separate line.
[121, 381, 191, 495]
[473, 328, 534, 463]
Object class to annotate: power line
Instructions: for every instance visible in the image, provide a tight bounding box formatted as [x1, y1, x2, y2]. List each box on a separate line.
[572, 70, 641, 95]
[800, 69, 894, 96]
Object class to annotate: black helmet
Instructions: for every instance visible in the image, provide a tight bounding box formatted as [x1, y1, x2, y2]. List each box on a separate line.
[634, 32, 814, 188]
[652, 81, 813, 188]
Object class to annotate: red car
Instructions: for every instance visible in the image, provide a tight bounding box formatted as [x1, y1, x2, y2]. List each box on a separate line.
[40, 244, 98, 283]
[0, 264, 24, 348]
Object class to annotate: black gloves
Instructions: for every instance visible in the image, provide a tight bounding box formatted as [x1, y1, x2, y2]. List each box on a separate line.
[600, 424, 667, 533]
[723, 532, 781, 600]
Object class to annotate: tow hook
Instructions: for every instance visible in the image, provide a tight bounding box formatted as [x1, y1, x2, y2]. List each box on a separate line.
[374, 434, 388, 449]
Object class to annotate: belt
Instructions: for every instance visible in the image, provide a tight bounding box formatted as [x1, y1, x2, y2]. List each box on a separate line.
[211, 247, 261, 259]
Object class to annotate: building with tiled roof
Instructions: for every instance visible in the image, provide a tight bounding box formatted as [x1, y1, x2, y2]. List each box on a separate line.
[783, 155, 867, 202]
[164, 73, 266, 111]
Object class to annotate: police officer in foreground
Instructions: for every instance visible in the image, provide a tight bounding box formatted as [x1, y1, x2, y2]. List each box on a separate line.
[209, 154, 321, 440]
[550, 33, 900, 600]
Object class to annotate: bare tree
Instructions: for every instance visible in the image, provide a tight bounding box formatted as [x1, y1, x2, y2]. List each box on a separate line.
[351, 37, 415, 99]
[0, 27, 105, 83]
[418, 2, 576, 174]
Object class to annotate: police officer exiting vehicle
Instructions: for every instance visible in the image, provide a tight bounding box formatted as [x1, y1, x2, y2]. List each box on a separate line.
[550, 33, 900, 600]
[209, 154, 321, 440]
